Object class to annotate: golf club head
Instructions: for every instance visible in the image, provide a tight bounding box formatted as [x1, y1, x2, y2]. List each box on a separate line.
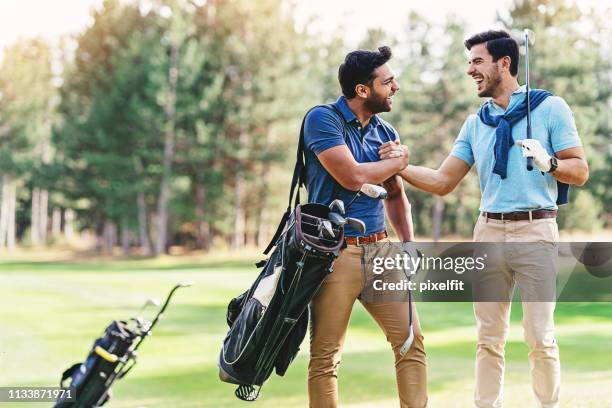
[329, 199, 345, 215]
[360, 184, 388, 200]
[319, 220, 335, 239]
[328, 211, 347, 227]
[346, 217, 366, 234]
[510, 29, 535, 46]
[523, 29, 535, 45]
[140, 298, 161, 312]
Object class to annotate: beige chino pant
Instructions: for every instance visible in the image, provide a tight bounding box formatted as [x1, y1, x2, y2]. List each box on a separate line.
[473, 215, 561, 408]
[308, 242, 428, 408]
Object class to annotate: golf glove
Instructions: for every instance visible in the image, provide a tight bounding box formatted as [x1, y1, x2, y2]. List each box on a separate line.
[516, 139, 552, 172]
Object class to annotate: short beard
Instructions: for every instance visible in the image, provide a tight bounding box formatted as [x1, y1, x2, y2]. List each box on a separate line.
[364, 93, 390, 113]
[478, 65, 502, 98]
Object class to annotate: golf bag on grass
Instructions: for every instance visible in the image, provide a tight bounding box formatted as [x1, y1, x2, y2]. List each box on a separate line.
[54, 321, 136, 408]
[219, 106, 346, 401]
[53, 282, 191, 408]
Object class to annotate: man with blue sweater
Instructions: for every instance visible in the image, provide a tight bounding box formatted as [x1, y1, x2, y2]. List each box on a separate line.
[388, 30, 588, 408]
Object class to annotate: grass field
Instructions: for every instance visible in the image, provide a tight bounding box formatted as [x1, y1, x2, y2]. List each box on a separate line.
[0, 253, 611, 407]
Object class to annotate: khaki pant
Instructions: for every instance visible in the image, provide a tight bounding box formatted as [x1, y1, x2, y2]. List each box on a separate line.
[473, 215, 561, 408]
[308, 242, 428, 408]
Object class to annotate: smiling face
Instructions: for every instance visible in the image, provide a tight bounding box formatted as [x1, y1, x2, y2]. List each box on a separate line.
[466, 43, 504, 98]
[359, 63, 400, 113]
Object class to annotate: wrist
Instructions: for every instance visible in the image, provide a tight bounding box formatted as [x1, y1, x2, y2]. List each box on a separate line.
[547, 156, 558, 173]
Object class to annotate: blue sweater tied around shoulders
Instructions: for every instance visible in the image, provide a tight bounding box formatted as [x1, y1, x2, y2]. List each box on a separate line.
[477, 89, 569, 205]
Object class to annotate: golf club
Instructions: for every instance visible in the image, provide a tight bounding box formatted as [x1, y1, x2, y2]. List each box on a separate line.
[523, 28, 535, 171]
[329, 199, 345, 215]
[345, 217, 366, 234]
[139, 298, 161, 312]
[328, 211, 347, 227]
[345, 183, 388, 210]
[318, 220, 335, 239]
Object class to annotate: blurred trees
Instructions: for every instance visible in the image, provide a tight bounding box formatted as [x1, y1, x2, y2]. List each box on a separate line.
[0, 38, 56, 249]
[0, 0, 609, 253]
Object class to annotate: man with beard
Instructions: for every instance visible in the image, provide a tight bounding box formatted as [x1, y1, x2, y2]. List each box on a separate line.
[384, 30, 588, 407]
[305, 46, 427, 407]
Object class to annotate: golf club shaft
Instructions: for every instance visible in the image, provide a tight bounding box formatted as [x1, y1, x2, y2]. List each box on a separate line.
[525, 31, 534, 171]
[132, 282, 191, 352]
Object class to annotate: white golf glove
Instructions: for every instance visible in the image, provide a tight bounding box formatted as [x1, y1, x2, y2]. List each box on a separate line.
[516, 139, 552, 172]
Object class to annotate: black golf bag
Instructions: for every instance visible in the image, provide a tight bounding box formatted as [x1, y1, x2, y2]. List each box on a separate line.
[219, 105, 345, 401]
[54, 283, 191, 408]
[54, 321, 136, 408]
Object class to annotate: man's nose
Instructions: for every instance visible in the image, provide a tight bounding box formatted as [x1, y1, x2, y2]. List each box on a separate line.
[467, 64, 475, 76]
[392, 80, 400, 92]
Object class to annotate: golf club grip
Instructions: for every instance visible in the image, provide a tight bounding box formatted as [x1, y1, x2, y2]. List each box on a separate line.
[527, 157, 534, 171]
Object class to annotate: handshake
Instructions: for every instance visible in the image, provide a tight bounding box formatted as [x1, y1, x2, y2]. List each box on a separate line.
[379, 140, 410, 169]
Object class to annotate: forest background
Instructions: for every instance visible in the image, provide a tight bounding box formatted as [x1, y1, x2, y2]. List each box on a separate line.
[0, 0, 610, 255]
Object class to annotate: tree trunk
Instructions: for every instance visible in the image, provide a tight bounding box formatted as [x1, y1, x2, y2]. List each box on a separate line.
[432, 195, 445, 242]
[52, 207, 62, 238]
[255, 160, 271, 249]
[155, 41, 179, 255]
[103, 220, 117, 253]
[6, 178, 16, 250]
[64, 209, 74, 241]
[0, 175, 17, 250]
[231, 131, 247, 250]
[137, 191, 152, 256]
[39, 189, 48, 244]
[121, 218, 130, 256]
[194, 182, 211, 251]
[31, 188, 40, 245]
[133, 156, 152, 256]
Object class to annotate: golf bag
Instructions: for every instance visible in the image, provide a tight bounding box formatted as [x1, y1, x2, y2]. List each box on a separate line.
[54, 283, 191, 408]
[54, 321, 136, 408]
[219, 105, 345, 401]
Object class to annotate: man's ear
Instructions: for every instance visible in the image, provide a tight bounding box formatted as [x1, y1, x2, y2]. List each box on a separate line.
[500, 56, 512, 73]
[355, 84, 369, 99]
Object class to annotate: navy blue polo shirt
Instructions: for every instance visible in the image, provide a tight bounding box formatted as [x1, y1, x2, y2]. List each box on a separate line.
[303, 96, 399, 236]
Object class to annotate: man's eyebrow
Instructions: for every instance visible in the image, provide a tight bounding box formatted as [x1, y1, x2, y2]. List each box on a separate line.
[383, 76, 395, 83]
[469, 57, 484, 63]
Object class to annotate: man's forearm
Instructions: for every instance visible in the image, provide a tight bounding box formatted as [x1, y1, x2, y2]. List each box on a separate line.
[398, 165, 450, 196]
[383, 175, 414, 242]
[551, 157, 589, 186]
[385, 195, 414, 242]
[348, 158, 407, 191]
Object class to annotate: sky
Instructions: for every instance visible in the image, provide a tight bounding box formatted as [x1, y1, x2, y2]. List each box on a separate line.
[0, 0, 609, 53]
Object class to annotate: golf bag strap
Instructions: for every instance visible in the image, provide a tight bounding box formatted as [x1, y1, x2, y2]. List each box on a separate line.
[263, 104, 344, 255]
[60, 363, 81, 387]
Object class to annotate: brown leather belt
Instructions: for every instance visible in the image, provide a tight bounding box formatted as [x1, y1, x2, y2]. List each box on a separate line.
[481, 209, 557, 221]
[345, 230, 388, 246]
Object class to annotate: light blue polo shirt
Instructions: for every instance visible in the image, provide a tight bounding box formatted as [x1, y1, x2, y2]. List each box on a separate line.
[451, 85, 581, 213]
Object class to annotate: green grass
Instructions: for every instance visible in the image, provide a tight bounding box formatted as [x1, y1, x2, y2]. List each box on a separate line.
[0, 256, 610, 407]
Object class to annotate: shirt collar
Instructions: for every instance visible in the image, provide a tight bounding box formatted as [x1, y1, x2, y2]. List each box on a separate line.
[335, 96, 380, 127]
[488, 85, 527, 112]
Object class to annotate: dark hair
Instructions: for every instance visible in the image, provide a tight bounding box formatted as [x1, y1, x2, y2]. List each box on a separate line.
[338, 46, 392, 98]
[464, 30, 519, 76]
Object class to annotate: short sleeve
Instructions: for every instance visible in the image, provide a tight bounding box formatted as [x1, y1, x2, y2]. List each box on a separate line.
[450, 116, 475, 167]
[304, 107, 346, 155]
[546, 96, 582, 152]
